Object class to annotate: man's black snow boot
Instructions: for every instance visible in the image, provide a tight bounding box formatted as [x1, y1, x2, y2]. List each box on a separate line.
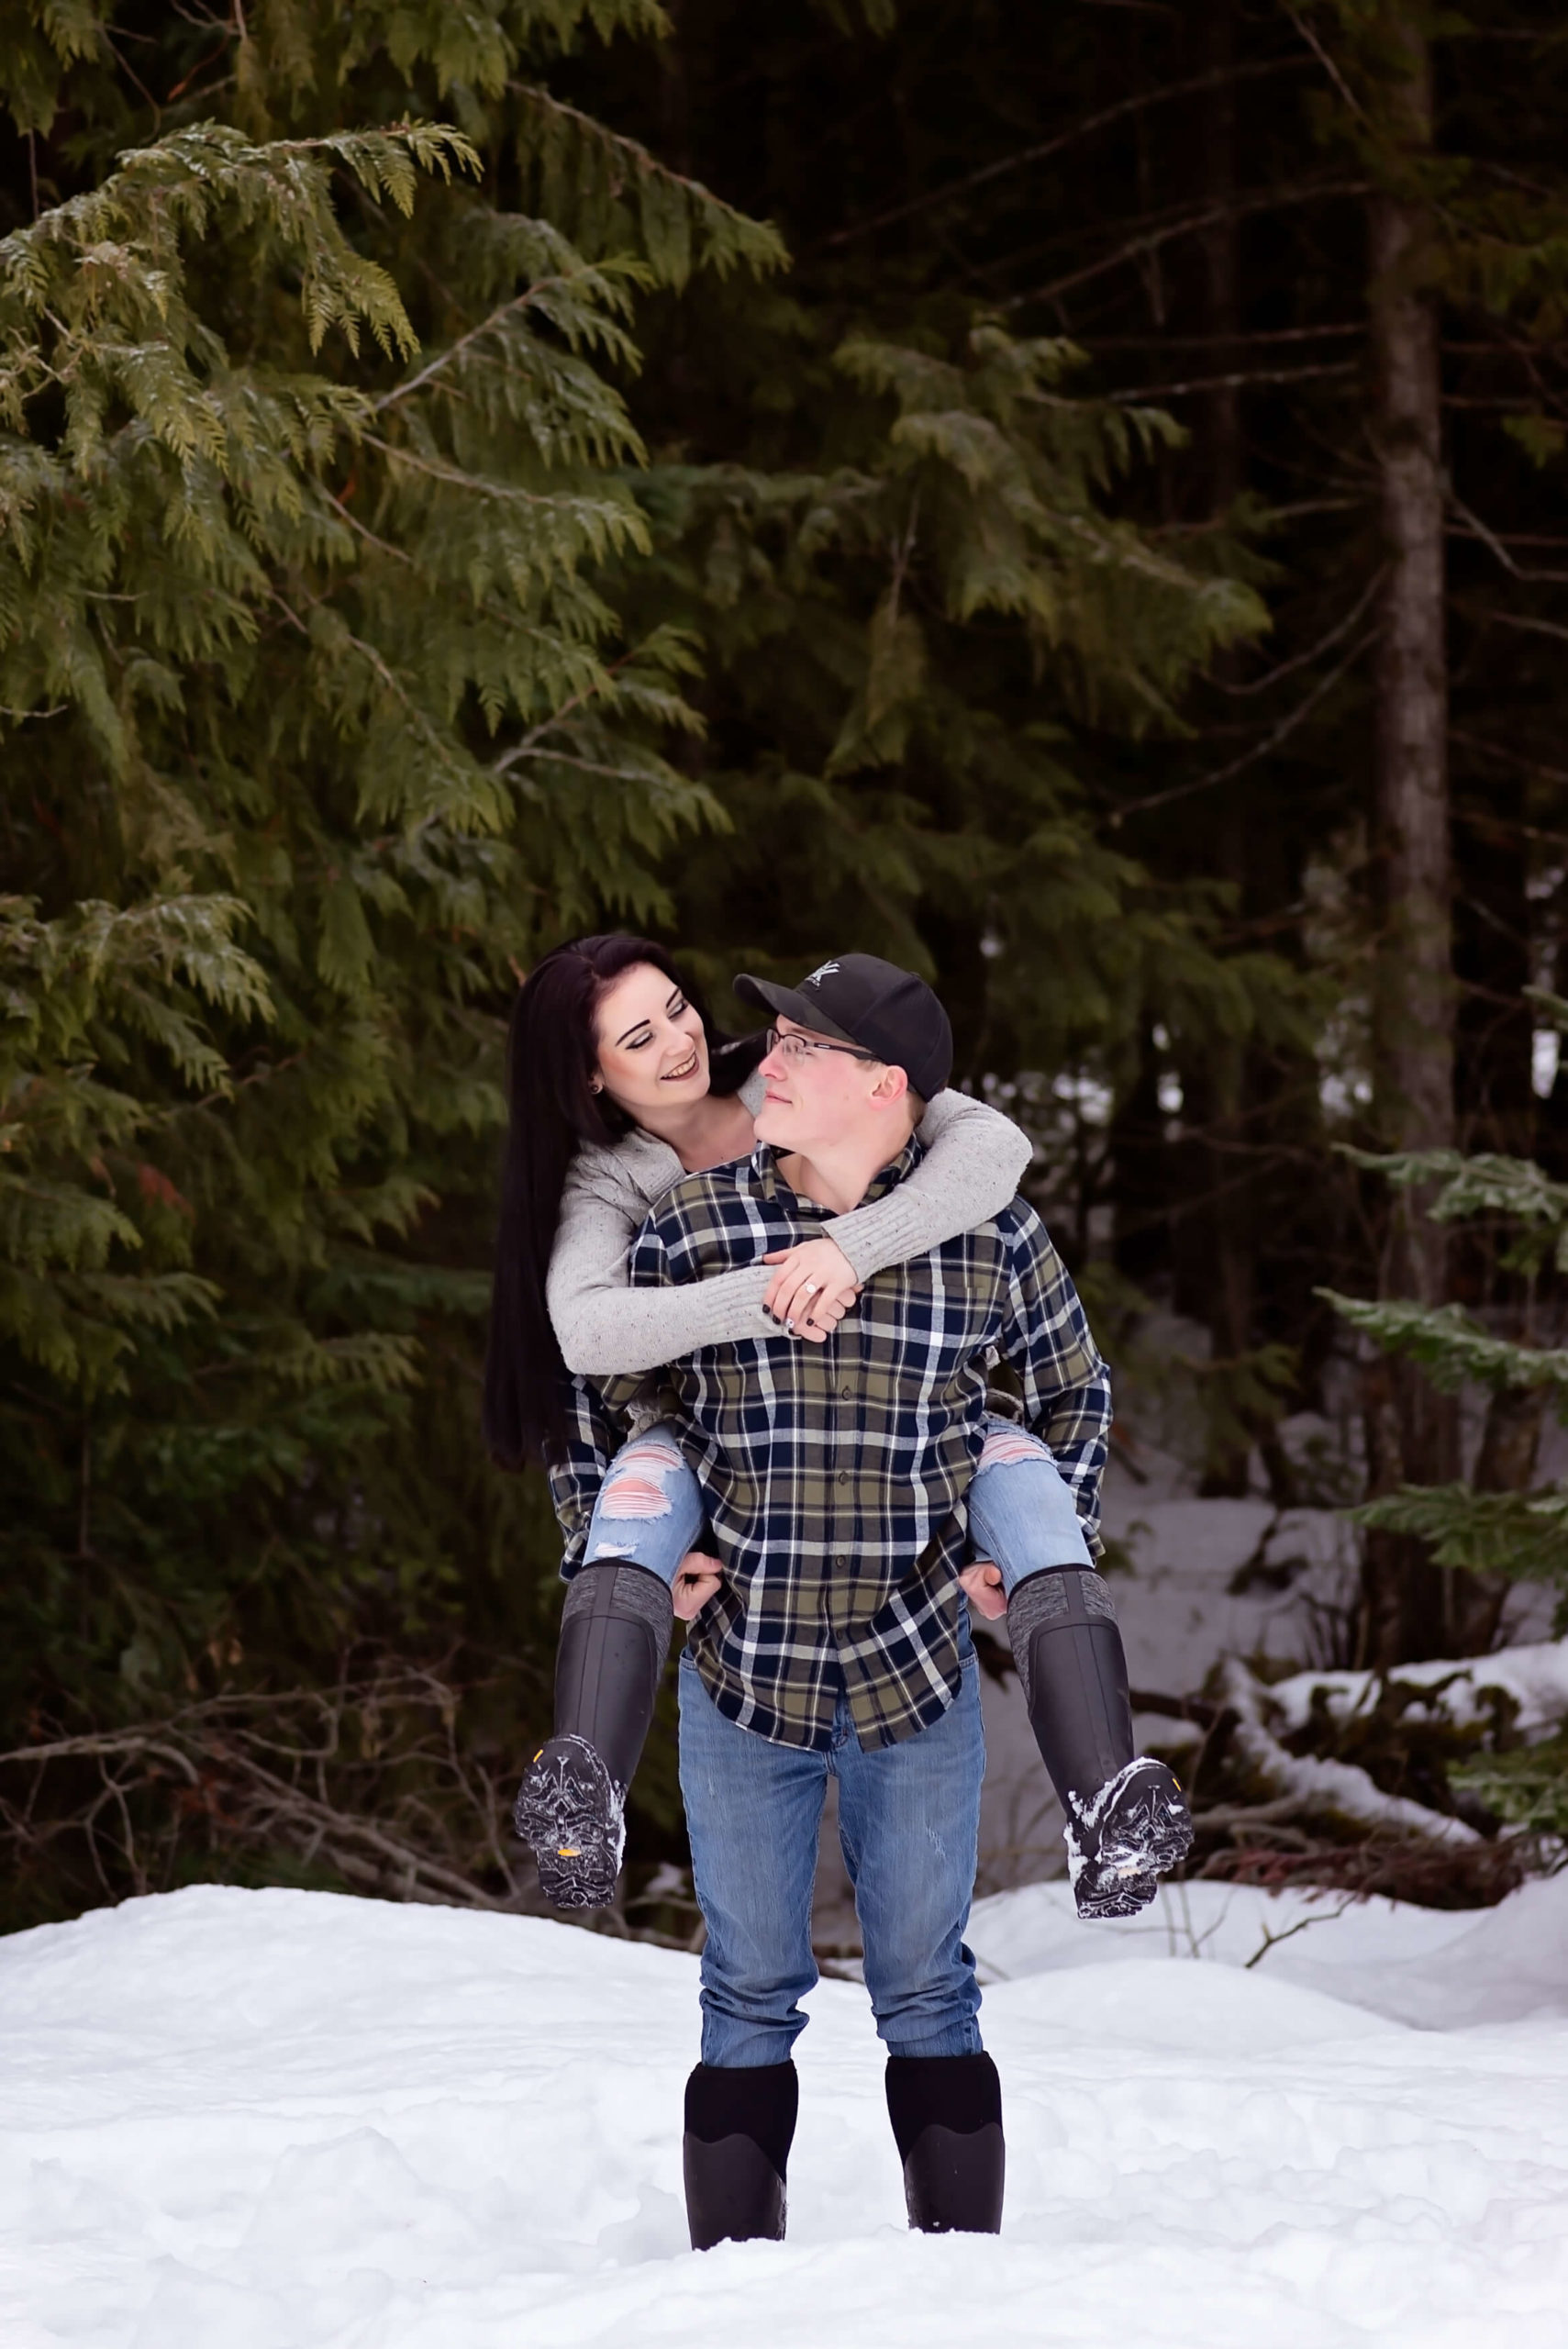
[513, 1562, 672, 1910]
[885, 2053, 1004, 2234]
[1007, 1566, 1192, 1920]
[683, 2060, 797, 2250]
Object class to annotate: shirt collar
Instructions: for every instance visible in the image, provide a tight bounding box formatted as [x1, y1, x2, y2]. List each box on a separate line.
[752, 1131, 925, 1209]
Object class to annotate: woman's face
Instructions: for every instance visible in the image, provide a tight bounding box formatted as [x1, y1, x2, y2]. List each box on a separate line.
[593, 962, 710, 1119]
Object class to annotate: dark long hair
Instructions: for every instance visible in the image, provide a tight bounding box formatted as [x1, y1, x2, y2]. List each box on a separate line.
[482, 932, 762, 1468]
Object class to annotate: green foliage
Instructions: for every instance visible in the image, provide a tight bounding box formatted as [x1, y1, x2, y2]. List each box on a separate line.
[0, 2, 780, 1918]
[609, 303, 1289, 1095]
[1318, 1294, 1568, 1397]
[1330, 1127, 1568, 1826]
[0, 890, 269, 1392]
[1339, 1146, 1568, 1275]
[0, 1, 1344, 1927]
[1452, 1737, 1568, 1841]
[513, 81, 786, 288]
[1328, 1134, 1568, 1583]
[1353, 1483, 1568, 1610]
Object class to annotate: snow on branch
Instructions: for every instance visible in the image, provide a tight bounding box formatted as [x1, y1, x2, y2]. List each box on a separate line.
[1219, 1658, 1483, 1847]
[1266, 1641, 1568, 1747]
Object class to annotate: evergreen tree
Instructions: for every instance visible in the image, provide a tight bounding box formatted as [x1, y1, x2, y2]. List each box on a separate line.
[1323, 1091, 1568, 1832]
[17, 0, 1566, 1919]
[1, 3, 1280, 1925]
[0, 4, 775, 1925]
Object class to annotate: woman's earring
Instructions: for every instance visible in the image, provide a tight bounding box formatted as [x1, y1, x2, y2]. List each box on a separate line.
[590, 1078, 603, 1094]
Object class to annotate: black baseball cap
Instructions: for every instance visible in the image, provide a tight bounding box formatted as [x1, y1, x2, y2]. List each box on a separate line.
[734, 952, 953, 1103]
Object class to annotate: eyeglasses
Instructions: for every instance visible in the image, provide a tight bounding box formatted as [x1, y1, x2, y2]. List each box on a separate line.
[764, 1024, 881, 1067]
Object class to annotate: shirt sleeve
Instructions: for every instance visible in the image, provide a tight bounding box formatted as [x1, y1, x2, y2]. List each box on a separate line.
[992, 1208, 1113, 1557]
[824, 1092, 1032, 1282]
[546, 1214, 683, 1575]
[546, 1374, 625, 1580]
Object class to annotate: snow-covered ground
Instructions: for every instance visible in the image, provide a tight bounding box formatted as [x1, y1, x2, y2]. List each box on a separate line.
[4, 1879, 1565, 2347]
[7, 1371, 1563, 2344]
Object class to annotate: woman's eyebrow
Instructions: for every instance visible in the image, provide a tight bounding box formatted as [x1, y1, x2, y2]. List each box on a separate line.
[614, 1015, 653, 1046]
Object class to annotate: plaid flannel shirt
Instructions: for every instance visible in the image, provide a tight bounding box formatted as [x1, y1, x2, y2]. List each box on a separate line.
[549, 1135, 1111, 1753]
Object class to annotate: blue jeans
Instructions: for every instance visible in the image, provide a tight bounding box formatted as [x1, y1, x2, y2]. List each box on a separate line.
[677, 1642, 986, 2068]
[580, 1413, 1093, 1592]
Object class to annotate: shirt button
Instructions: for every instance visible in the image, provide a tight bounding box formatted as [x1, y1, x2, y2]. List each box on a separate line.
[838, 1470, 850, 1486]
[833, 1553, 848, 1567]
[840, 1384, 853, 1399]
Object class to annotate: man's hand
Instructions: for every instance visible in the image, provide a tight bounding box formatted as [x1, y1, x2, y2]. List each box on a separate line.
[672, 1551, 725, 1620]
[959, 1560, 1008, 1621]
[761, 1236, 860, 1343]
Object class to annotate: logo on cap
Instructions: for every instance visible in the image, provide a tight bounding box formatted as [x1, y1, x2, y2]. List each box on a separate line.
[803, 961, 840, 988]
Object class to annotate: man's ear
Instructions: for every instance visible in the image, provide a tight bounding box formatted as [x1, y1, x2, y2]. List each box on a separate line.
[869, 1063, 910, 1110]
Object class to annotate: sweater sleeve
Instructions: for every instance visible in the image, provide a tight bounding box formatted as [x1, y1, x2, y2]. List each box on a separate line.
[822, 1091, 1033, 1282]
[547, 1146, 775, 1377]
[547, 1091, 1032, 1377]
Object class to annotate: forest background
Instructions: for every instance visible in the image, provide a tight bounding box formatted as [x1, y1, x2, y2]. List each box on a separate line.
[4, 0, 1568, 1937]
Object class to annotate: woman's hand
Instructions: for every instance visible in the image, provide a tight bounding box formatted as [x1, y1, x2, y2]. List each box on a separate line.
[761, 1236, 860, 1343]
[958, 1560, 1008, 1621]
[672, 1551, 725, 1620]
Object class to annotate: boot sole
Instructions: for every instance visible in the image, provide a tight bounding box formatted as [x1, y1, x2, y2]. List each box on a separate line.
[1100, 1799, 1194, 1880]
[514, 1736, 623, 1911]
[1073, 1767, 1194, 1920]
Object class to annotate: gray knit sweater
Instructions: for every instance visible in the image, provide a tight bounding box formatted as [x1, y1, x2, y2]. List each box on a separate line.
[546, 1075, 1033, 1378]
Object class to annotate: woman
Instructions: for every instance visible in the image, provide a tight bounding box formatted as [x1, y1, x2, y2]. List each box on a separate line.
[484, 933, 1105, 1910]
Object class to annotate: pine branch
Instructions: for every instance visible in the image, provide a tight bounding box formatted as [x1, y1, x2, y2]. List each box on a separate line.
[1351, 1483, 1568, 1587]
[1318, 1290, 1568, 1396]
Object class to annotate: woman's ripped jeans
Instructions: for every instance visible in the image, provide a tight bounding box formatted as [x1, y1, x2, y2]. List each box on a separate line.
[579, 1414, 1094, 1593]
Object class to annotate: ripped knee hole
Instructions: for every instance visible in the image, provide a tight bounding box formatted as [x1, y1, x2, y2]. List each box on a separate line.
[978, 1427, 1051, 1471]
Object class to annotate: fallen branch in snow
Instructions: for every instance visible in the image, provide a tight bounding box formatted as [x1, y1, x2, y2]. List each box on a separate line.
[1161, 1646, 1568, 1907]
[0, 1661, 554, 1923]
[1218, 1656, 1484, 1846]
[1195, 1831, 1528, 1906]
[1266, 1642, 1568, 1747]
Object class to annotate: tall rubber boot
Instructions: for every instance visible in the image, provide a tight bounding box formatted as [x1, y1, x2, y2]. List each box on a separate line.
[1007, 1566, 1191, 1919]
[683, 2061, 797, 2250]
[513, 1562, 672, 1909]
[884, 2054, 1004, 2234]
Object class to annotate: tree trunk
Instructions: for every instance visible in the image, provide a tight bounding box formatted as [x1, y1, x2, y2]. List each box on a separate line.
[1110, 1027, 1170, 1289]
[1448, 1383, 1546, 1654]
[1190, 0, 1261, 1495]
[1362, 1, 1459, 1664]
[1453, 772, 1534, 1158]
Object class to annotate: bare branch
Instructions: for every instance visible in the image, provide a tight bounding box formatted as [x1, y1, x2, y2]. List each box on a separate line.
[1211, 564, 1385, 698]
[1004, 181, 1371, 313]
[1109, 620, 1379, 824]
[823, 55, 1308, 250]
[1108, 361, 1357, 403]
[1280, 3, 1371, 128]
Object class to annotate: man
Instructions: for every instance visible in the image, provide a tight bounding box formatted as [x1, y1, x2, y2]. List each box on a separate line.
[535, 954, 1189, 2247]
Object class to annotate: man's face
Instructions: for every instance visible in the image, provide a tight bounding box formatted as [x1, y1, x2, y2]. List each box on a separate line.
[753, 1017, 891, 1156]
